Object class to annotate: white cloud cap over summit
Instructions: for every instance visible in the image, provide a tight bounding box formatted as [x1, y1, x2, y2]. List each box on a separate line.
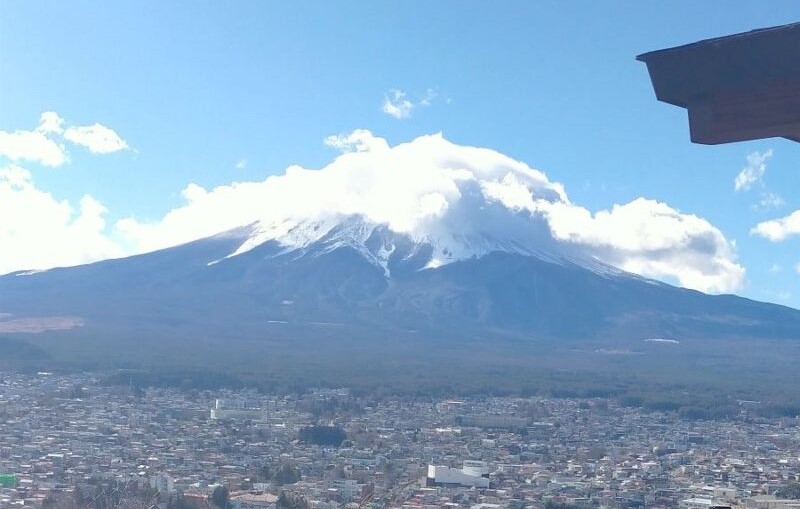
[116, 130, 744, 293]
[0, 119, 744, 293]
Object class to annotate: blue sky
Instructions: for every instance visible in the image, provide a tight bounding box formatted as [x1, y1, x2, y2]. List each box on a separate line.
[2, 2, 800, 305]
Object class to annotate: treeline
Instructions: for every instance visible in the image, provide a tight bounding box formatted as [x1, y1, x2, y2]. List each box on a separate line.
[41, 478, 157, 509]
[298, 425, 347, 447]
[776, 483, 800, 499]
[0, 337, 50, 361]
[277, 492, 310, 509]
[256, 462, 302, 485]
[101, 369, 246, 390]
[95, 365, 800, 423]
[618, 394, 800, 420]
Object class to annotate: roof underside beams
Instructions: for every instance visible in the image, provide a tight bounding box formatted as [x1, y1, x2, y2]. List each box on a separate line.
[687, 82, 800, 144]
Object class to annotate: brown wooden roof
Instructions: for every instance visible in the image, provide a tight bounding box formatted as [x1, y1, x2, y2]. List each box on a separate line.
[637, 23, 800, 144]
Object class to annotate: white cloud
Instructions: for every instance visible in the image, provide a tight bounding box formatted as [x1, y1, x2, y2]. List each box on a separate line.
[0, 118, 67, 166]
[381, 88, 438, 119]
[116, 130, 744, 293]
[752, 210, 800, 241]
[0, 165, 125, 275]
[735, 149, 772, 191]
[540, 198, 744, 293]
[63, 123, 129, 154]
[37, 111, 65, 135]
[324, 129, 390, 153]
[0, 112, 129, 167]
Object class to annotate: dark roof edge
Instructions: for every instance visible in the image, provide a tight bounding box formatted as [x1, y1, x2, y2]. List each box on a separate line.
[636, 21, 800, 62]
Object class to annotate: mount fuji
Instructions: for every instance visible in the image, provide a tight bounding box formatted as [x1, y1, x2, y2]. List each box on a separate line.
[2, 213, 800, 348]
[2, 132, 800, 383]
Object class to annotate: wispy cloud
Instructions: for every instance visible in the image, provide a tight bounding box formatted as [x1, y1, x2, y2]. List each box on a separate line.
[419, 88, 437, 107]
[235, 159, 247, 170]
[754, 191, 785, 212]
[382, 89, 414, 119]
[734, 149, 784, 212]
[381, 88, 438, 119]
[734, 150, 772, 191]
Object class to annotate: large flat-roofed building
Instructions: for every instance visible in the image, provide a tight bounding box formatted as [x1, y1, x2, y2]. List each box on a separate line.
[210, 398, 269, 421]
[230, 492, 279, 509]
[746, 496, 800, 509]
[427, 462, 490, 489]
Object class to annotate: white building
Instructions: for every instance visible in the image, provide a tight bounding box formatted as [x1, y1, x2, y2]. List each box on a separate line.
[332, 479, 361, 502]
[427, 461, 490, 488]
[680, 498, 714, 509]
[462, 461, 489, 478]
[746, 496, 800, 509]
[149, 474, 175, 495]
[210, 398, 269, 421]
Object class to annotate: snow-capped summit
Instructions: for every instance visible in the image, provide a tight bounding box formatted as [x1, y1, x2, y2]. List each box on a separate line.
[220, 212, 624, 280]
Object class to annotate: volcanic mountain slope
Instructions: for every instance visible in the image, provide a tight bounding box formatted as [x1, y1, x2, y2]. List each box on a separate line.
[2, 214, 800, 348]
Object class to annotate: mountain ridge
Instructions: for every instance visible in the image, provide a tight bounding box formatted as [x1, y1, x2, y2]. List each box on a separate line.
[1, 215, 799, 346]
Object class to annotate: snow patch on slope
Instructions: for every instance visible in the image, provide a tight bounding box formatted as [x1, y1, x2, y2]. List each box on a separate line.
[219, 212, 642, 282]
[229, 217, 340, 258]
